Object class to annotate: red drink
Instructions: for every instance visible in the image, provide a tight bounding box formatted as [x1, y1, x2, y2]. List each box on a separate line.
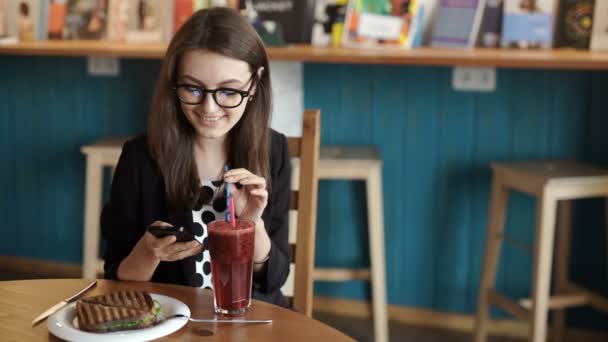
[207, 219, 255, 316]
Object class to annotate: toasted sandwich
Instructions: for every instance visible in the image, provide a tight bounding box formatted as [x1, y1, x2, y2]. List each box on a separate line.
[76, 290, 161, 333]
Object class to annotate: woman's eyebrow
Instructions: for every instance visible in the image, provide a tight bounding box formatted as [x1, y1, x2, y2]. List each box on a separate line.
[178, 74, 204, 85]
[178, 75, 245, 88]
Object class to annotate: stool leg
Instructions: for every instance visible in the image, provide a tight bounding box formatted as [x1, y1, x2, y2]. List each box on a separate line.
[531, 192, 558, 342]
[366, 164, 388, 342]
[474, 177, 509, 342]
[83, 155, 103, 279]
[552, 201, 572, 342]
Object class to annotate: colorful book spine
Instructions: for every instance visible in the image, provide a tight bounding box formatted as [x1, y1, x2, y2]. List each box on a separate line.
[476, 0, 503, 47]
[174, 0, 193, 34]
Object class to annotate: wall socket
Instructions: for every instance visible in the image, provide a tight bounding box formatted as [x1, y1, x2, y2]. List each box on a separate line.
[87, 56, 120, 76]
[452, 66, 496, 92]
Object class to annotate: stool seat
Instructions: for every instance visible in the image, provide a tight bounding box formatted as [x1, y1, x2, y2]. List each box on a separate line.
[493, 160, 608, 183]
[474, 160, 608, 342]
[492, 161, 608, 200]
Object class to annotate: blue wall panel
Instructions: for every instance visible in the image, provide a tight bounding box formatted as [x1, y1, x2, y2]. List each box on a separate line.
[304, 64, 604, 327]
[0, 56, 158, 262]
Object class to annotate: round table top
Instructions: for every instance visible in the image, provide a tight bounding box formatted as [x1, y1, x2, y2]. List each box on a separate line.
[0, 278, 353, 341]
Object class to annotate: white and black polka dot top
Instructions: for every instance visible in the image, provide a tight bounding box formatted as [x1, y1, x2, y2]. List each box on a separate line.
[191, 179, 227, 289]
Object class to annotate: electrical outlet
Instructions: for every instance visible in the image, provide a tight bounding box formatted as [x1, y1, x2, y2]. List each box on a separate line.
[87, 56, 120, 76]
[452, 66, 496, 92]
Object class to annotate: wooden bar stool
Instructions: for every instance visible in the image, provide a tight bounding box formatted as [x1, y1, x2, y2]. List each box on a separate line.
[81, 137, 128, 279]
[474, 160, 608, 342]
[316, 146, 388, 342]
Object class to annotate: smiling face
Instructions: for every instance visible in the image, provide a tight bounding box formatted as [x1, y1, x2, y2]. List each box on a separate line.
[177, 49, 255, 142]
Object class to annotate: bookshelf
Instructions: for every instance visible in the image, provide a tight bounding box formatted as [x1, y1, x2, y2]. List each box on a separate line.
[1, 40, 608, 70]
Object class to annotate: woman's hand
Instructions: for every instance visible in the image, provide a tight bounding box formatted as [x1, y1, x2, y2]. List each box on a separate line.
[224, 169, 268, 221]
[144, 221, 203, 262]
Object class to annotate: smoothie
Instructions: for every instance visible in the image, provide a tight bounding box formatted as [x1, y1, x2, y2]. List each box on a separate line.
[207, 219, 255, 316]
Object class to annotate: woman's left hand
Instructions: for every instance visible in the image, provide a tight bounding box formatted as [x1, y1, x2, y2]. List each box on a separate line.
[224, 168, 268, 221]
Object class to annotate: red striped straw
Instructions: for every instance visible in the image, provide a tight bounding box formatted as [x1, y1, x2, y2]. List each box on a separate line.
[224, 165, 236, 228]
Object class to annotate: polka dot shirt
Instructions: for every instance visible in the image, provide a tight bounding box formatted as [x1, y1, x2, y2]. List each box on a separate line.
[191, 179, 227, 289]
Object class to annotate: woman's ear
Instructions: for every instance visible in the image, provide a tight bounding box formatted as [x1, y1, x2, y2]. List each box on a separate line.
[250, 67, 265, 97]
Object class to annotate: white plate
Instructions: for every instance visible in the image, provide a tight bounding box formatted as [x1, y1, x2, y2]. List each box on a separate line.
[47, 293, 190, 342]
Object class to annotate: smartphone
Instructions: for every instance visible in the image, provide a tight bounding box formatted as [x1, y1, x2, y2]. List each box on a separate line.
[147, 225, 195, 243]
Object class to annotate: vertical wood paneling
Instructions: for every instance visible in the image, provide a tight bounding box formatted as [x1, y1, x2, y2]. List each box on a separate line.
[0, 56, 159, 262]
[433, 68, 476, 313]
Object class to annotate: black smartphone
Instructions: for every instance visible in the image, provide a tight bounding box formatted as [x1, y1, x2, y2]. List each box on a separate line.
[147, 225, 195, 243]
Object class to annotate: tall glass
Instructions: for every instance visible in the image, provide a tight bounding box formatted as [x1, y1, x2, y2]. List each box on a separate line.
[207, 219, 255, 316]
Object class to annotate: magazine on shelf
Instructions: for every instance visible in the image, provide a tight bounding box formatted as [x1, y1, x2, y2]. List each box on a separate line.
[342, 0, 422, 48]
[64, 0, 109, 40]
[251, 0, 315, 43]
[476, 0, 503, 47]
[501, 0, 559, 48]
[430, 0, 485, 48]
[555, 0, 594, 49]
[591, 0, 608, 50]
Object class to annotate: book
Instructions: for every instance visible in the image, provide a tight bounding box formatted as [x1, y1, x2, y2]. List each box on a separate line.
[342, 0, 419, 48]
[407, 0, 426, 47]
[251, 0, 315, 43]
[501, 0, 559, 48]
[48, 0, 67, 39]
[591, 0, 608, 50]
[106, 0, 128, 41]
[8, 0, 40, 41]
[430, 0, 485, 48]
[476, 0, 503, 47]
[555, 0, 594, 48]
[64, 0, 109, 40]
[173, 0, 193, 34]
[0, 0, 7, 38]
[311, 0, 348, 46]
[125, 0, 164, 42]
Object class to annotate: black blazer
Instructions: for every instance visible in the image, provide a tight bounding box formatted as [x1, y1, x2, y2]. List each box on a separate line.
[101, 130, 291, 307]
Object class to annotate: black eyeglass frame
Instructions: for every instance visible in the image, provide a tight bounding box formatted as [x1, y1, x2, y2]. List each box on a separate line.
[172, 73, 257, 109]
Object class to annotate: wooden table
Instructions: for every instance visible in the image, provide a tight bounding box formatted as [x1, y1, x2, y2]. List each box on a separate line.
[0, 279, 353, 341]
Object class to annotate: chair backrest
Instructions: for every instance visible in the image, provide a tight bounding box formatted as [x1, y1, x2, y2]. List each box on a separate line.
[284, 109, 321, 318]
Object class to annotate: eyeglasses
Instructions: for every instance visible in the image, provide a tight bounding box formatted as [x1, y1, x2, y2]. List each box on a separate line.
[172, 73, 256, 109]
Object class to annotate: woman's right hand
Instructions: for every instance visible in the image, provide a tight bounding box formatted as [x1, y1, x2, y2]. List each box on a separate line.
[144, 221, 203, 262]
[117, 221, 202, 281]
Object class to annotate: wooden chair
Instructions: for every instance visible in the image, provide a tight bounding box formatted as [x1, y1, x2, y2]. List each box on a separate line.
[474, 160, 608, 342]
[283, 109, 321, 317]
[81, 110, 321, 318]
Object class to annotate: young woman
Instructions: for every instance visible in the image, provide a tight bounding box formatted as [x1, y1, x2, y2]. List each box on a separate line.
[101, 7, 291, 307]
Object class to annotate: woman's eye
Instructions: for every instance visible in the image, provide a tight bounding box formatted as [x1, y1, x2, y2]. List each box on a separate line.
[218, 89, 238, 97]
[185, 87, 201, 96]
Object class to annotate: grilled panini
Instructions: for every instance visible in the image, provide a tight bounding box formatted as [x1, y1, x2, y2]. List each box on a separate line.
[76, 290, 160, 332]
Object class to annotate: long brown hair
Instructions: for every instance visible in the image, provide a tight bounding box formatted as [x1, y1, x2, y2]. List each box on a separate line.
[147, 7, 272, 210]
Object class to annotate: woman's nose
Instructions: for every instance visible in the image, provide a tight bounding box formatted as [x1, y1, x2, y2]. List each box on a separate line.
[200, 92, 219, 113]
